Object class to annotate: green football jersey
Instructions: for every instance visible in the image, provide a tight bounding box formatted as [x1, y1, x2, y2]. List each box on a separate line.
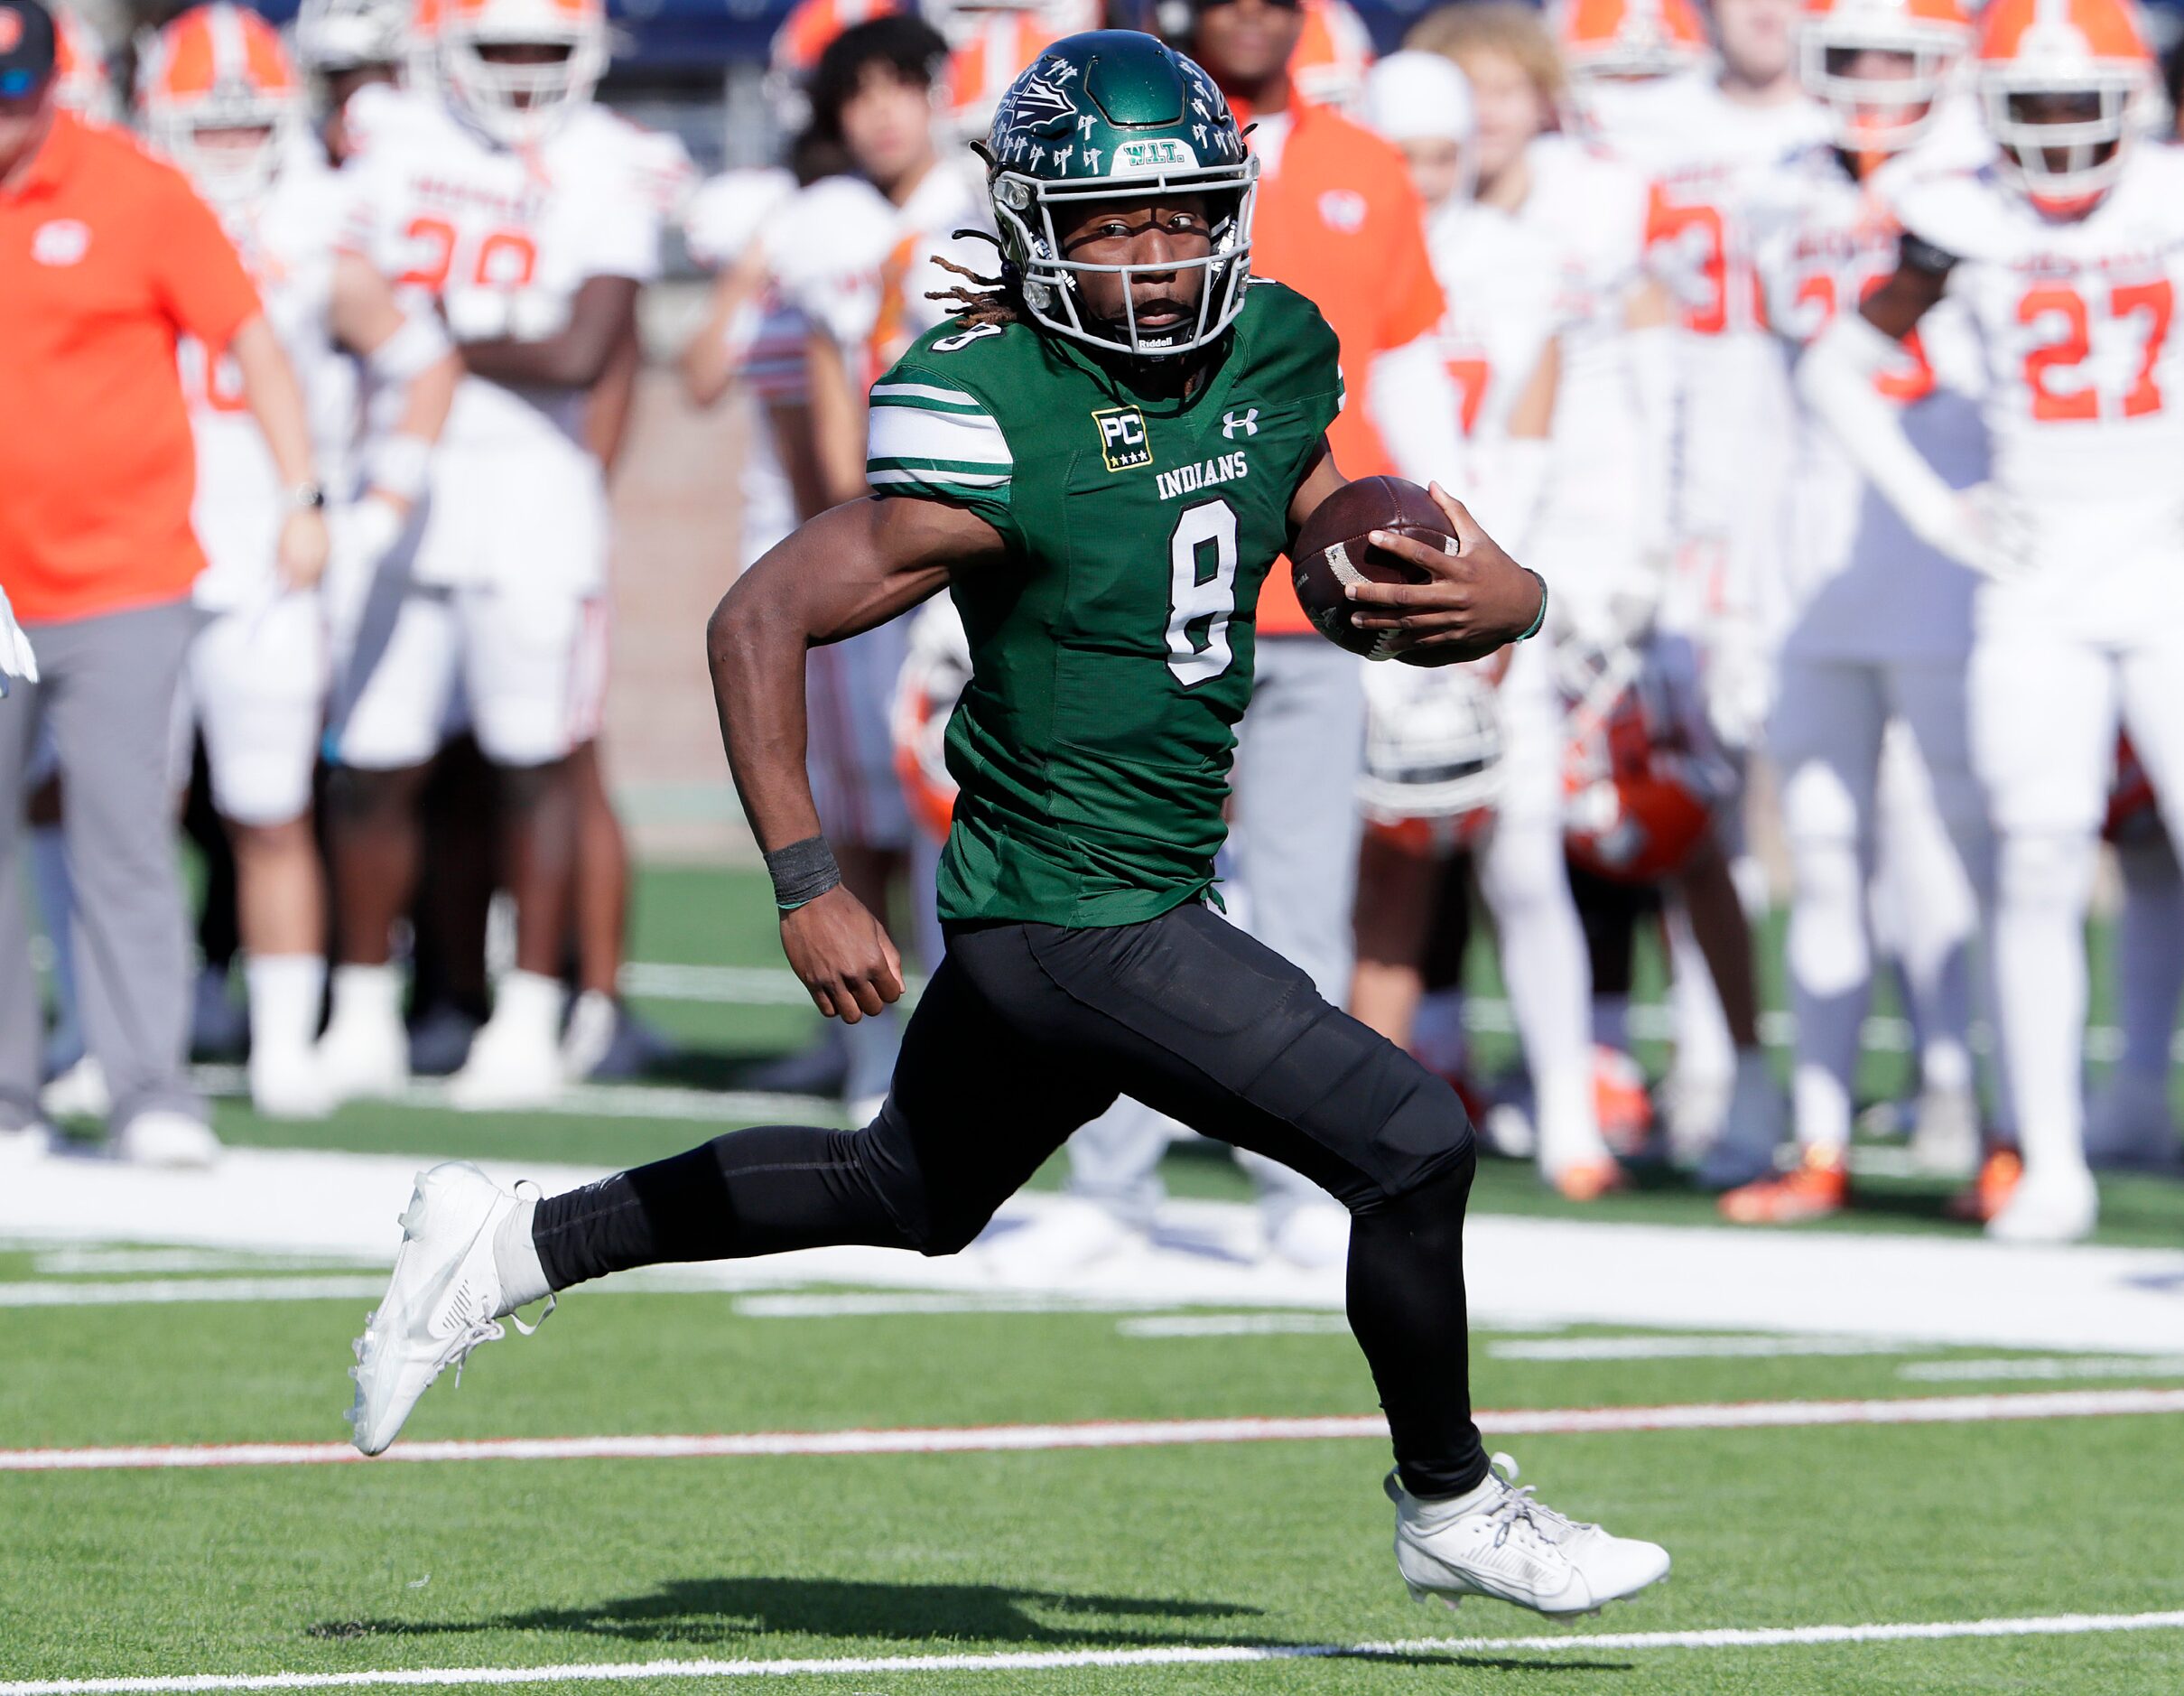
[865, 278, 1343, 927]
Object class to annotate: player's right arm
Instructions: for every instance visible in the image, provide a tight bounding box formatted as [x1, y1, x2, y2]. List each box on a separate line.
[705, 494, 1006, 1020]
[1794, 232, 2003, 573]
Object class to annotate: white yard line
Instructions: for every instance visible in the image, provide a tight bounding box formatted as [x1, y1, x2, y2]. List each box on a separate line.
[1117, 1314, 1360, 1337]
[1900, 1355, 2184, 1383]
[0, 1278, 387, 1309]
[1489, 1334, 1921, 1362]
[5, 1609, 2184, 1693]
[6, 1387, 2182, 1475]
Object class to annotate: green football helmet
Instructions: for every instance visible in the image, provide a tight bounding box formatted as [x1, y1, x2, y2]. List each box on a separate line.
[982, 30, 1258, 358]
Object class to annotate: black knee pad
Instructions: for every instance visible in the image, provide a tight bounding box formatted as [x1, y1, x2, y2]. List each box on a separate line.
[1347, 1045, 1478, 1210]
[852, 1101, 998, 1257]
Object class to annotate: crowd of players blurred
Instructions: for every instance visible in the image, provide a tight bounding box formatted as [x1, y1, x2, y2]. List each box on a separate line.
[12, 0, 2184, 1253]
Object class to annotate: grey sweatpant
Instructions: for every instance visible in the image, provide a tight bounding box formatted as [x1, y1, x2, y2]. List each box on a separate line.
[1064, 634, 1368, 1231]
[0, 599, 201, 1132]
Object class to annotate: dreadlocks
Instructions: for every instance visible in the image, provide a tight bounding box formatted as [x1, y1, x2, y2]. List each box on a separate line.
[926, 234, 1027, 329]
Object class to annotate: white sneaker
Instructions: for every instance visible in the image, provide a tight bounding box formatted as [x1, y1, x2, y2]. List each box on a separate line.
[41, 1056, 109, 1122]
[318, 990, 411, 1105]
[560, 989, 618, 1082]
[347, 1161, 549, 1456]
[449, 974, 566, 1112]
[1986, 1160, 2098, 1244]
[250, 1046, 333, 1121]
[1909, 1083, 1982, 1178]
[0, 1123, 55, 1163]
[1263, 1201, 1351, 1272]
[979, 1195, 1148, 1284]
[114, 1111, 220, 1169]
[1389, 1453, 1670, 1617]
[2084, 1071, 2182, 1172]
[1695, 1049, 1787, 1191]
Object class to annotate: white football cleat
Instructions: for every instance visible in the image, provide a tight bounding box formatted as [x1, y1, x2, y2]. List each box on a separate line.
[113, 1111, 220, 1169]
[448, 973, 566, 1112]
[41, 1056, 110, 1123]
[1908, 1083, 1982, 1178]
[1985, 1160, 2098, 1244]
[348, 1161, 548, 1456]
[1389, 1453, 1670, 1617]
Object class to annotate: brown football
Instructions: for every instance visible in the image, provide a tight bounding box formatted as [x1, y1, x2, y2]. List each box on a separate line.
[1290, 476, 1458, 659]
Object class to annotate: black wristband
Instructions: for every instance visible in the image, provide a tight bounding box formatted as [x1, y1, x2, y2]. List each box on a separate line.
[765, 835, 841, 911]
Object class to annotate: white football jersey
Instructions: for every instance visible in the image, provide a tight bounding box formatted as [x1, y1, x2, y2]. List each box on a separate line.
[1888, 141, 2184, 613]
[181, 139, 360, 610]
[1597, 74, 1833, 611]
[1427, 198, 1563, 446]
[342, 84, 689, 587]
[1517, 135, 1658, 605]
[1754, 144, 1988, 661]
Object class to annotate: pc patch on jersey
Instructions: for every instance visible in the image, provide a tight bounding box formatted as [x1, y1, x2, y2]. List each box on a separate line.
[1094, 405, 1152, 471]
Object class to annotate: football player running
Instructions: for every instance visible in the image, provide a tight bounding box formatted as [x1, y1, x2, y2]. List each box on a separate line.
[347, 32, 1672, 1618]
[318, 0, 686, 1110]
[139, 5, 461, 1119]
[1797, 0, 2182, 1240]
[1718, 0, 1992, 1222]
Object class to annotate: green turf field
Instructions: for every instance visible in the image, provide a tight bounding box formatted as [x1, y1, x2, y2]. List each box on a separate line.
[7, 862, 2184, 1694]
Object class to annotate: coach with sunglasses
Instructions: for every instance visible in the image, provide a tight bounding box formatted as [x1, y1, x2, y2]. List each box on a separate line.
[0, 0, 326, 1166]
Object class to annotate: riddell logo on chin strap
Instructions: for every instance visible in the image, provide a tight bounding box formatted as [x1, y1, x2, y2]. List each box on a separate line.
[1094, 405, 1152, 471]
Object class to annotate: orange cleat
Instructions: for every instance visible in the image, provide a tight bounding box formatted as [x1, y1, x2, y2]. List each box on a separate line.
[1550, 1158, 1628, 1203]
[1718, 1145, 1849, 1225]
[1947, 1149, 2023, 1224]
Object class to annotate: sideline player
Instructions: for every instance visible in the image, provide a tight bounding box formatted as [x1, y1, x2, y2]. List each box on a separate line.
[1716, 0, 1991, 1221]
[140, 4, 462, 1118]
[1797, 0, 2179, 1240]
[347, 32, 1672, 1618]
[318, 0, 681, 1109]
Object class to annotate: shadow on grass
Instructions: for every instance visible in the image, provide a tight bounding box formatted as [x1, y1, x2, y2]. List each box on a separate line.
[307, 1576, 1634, 1673]
[311, 1575, 1262, 1649]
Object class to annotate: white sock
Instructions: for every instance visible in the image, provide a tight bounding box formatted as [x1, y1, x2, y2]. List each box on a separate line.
[1993, 833, 2098, 1180]
[1409, 1464, 1504, 1522]
[1787, 827, 1867, 1151]
[246, 955, 325, 1062]
[492, 1193, 551, 1312]
[330, 963, 404, 1030]
[1666, 900, 1735, 1088]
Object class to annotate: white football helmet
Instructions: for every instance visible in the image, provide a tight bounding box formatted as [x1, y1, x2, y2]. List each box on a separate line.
[1359, 657, 1506, 823]
[293, 0, 410, 74]
[1975, 0, 2152, 214]
[135, 5, 305, 208]
[1798, 0, 1973, 155]
[435, 0, 607, 145]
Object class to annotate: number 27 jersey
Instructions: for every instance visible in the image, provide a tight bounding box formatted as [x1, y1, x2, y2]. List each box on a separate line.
[866, 280, 1343, 928]
[1887, 144, 2184, 572]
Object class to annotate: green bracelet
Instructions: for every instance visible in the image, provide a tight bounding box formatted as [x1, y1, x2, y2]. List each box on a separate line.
[1518, 569, 1549, 641]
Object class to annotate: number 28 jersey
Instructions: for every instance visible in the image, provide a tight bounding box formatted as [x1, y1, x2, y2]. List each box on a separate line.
[866, 280, 1343, 927]
[1887, 144, 2184, 573]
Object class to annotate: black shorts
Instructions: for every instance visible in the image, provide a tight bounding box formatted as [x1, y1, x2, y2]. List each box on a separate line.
[864, 900, 1475, 1255]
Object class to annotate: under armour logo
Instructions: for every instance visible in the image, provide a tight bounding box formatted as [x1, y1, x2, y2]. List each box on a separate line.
[1222, 408, 1259, 438]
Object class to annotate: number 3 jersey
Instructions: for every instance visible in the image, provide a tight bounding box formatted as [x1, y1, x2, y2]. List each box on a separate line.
[1884, 143, 2184, 628]
[865, 280, 1343, 927]
[339, 83, 687, 592]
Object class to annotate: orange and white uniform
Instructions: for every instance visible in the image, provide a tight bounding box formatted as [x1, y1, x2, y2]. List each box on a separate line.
[1803, 0, 2180, 1227]
[51, 5, 115, 122]
[1603, 76, 1832, 708]
[330, 0, 690, 771]
[934, 0, 1098, 135]
[1289, 0, 1375, 112]
[139, 5, 355, 826]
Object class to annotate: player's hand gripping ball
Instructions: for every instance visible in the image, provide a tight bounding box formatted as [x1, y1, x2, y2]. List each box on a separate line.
[1293, 477, 1545, 666]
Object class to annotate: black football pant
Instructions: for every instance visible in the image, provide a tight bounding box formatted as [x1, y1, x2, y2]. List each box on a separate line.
[534, 900, 1490, 1496]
